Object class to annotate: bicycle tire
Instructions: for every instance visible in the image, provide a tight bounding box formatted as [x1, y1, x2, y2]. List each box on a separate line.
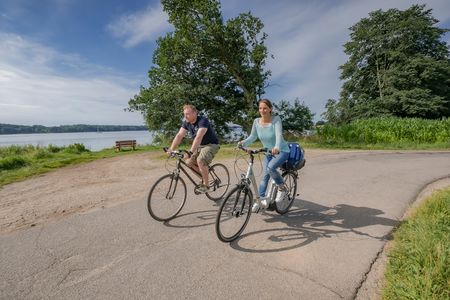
[274, 171, 297, 215]
[147, 174, 187, 221]
[205, 163, 230, 201]
[215, 185, 252, 242]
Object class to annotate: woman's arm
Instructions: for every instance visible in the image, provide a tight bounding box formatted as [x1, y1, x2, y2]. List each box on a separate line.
[242, 119, 258, 146]
[273, 116, 283, 151]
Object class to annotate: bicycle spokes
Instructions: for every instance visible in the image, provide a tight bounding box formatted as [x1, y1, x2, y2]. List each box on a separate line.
[215, 185, 252, 242]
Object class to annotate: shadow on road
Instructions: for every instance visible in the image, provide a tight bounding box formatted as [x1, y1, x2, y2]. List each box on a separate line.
[163, 209, 218, 228]
[230, 198, 398, 253]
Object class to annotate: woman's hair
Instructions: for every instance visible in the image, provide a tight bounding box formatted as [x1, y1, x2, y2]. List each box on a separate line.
[258, 98, 273, 113]
[183, 104, 198, 113]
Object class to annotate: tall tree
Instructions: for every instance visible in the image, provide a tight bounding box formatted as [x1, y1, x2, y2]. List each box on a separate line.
[128, 0, 271, 137]
[274, 99, 314, 136]
[334, 4, 450, 123]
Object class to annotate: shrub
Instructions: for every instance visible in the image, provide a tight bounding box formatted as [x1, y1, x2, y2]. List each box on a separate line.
[63, 143, 90, 154]
[317, 117, 450, 144]
[33, 148, 53, 159]
[0, 144, 36, 158]
[47, 144, 62, 153]
[0, 156, 30, 170]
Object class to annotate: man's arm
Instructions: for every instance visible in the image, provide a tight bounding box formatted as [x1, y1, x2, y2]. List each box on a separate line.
[168, 127, 188, 151]
[190, 127, 207, 153]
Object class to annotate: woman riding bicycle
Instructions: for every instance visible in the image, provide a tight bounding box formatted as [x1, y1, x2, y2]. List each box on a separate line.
[238, 98, 290, 212]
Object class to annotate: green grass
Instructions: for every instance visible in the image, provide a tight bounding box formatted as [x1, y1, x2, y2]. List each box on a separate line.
[313, 117, 450, 149]
[0, 144, 160, 187]
[383, 187, 450, 300]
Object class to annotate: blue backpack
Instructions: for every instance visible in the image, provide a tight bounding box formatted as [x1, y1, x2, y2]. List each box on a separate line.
[282, 142, 305, 171]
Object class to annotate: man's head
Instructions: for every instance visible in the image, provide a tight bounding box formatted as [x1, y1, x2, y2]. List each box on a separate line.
[183, 104, 198, 124]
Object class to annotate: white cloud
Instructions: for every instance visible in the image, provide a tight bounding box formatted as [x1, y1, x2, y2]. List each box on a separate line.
[107, 3, 172, 48]
[222, 0, 450, 121]
[0, 32, 144, 126]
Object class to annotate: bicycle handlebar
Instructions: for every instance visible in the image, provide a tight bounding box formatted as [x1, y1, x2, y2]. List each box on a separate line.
[236, 144, 268, 155]
[163, 147, 190, 159]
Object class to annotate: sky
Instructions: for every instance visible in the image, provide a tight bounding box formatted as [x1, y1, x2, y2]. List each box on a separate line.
[1, 0, 449, 126]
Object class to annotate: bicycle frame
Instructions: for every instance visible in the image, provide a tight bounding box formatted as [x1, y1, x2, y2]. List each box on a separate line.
[236, 146, 268, 208]
[237, 146, 295, 206]
[165, 148, 225, 196]
[172, 157, 202, 187]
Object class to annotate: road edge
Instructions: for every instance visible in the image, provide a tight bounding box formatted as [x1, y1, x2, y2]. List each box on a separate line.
[354, 175, 450, 300]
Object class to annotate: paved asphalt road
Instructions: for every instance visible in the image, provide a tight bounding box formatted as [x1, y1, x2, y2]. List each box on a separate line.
[1, 151, 449, 299]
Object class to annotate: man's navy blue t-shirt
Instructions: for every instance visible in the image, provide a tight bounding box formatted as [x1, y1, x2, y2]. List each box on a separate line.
[182, 115, 219, 145]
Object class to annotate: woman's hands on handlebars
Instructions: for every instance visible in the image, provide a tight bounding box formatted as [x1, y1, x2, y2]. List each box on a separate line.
[237, 141, 278, 155]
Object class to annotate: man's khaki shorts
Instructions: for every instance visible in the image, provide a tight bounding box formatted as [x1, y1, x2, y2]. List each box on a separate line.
[187, 144, 220, 166]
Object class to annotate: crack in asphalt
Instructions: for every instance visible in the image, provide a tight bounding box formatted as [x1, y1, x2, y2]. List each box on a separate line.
[261, 260, 345, 299]
[352, 244, 385, 299]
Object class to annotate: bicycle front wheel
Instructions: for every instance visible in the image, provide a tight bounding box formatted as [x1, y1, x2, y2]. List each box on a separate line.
[275, 171, 297, 215]
[147, 174, 187, 221]
[215, 185, 252, 242]
[206, 163, 230, 201]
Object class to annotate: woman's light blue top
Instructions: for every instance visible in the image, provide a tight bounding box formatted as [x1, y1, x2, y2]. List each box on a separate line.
[242, 115, 290, 152]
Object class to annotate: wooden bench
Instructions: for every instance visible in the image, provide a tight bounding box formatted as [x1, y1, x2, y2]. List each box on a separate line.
[115, 140, 136, 151]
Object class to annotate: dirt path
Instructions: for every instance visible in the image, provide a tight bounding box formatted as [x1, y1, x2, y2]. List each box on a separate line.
[0, 152, 167, 233]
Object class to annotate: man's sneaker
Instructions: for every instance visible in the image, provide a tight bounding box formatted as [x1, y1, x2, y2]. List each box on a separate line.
[197, 184, 209, 193]
[275, 185, 288, 203]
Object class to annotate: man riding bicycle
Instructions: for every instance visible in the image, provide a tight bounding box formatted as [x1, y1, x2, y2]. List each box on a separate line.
[167, 104, 220, 193]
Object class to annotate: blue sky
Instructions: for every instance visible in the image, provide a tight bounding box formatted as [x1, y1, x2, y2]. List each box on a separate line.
[1, 0, 449, 126]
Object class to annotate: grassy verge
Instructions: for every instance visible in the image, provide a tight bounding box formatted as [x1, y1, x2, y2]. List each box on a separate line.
[382, 187, 450, 300]
[304, 117, 450, 150]
[0, 144, 160, 187]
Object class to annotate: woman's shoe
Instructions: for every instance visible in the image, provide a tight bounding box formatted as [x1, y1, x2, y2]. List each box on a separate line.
[252, 198, 268, 213]
[275, 185, 288, 203]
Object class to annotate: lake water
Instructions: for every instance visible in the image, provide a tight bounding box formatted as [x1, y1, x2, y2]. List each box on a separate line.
[0, 131, 154, 151]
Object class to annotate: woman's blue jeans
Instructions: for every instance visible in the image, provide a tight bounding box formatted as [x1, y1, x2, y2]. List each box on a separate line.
[258, 151, 289, 198]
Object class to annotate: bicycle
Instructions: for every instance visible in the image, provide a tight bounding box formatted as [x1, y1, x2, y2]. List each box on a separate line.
[215, 145, 298, 242]
[147, 147, 230, 222]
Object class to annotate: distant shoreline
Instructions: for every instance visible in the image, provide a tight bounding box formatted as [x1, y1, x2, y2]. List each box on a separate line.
[0, 124, 148, 135]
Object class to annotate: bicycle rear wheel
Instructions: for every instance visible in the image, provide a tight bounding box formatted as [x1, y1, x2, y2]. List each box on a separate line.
[206, 163, 230, 201]
[147, 174, 187, 221]
[215, 185, 252, 242]
[274, 171, 297, 215]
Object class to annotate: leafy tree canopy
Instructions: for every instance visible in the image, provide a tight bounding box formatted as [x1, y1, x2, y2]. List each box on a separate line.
[324, 4, 450, 124]
[274, 99, 314, 135]
[128, 0, 271, 137]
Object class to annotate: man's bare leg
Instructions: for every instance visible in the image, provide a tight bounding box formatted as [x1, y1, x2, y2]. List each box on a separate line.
[188, 163, 202, 178]
[197, 159, 209, 185]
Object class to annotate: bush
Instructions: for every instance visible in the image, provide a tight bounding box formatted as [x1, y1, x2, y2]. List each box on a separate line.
[0, 144, 36, 158]
[0, 156, 30, 170]
[47, 144, 62, 153]
[33, 148, 53, 159]
[63, 143, 90, 154]
[317, 117, 450, 144]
